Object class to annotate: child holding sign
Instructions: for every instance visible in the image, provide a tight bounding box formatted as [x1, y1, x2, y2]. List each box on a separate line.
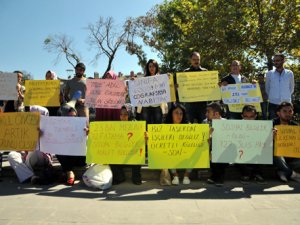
[204, 102, 227, 187]
[165, 103, 191, 185]
[110, 105, 142, 185]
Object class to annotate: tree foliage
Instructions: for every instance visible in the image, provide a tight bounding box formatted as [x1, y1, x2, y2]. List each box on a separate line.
[133, 0, 300, 76]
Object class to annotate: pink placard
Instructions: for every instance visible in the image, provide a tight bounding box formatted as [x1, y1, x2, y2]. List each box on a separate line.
[85, 79, 126, 109]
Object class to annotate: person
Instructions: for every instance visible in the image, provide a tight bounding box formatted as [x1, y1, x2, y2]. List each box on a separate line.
[203, 102, 227, 187]
[266, 54, 294, 120]
[220, 60, 249, 119]
[139, 59, 163, 124]
[237, 105, 266, 184]
[15, 71, 25, 112]
[273, 102, 300, 182]
[257, 73, 268, 120]
[110, 105, 142, 185]
[95, 70, 122, 121]
[7, 106, 54, 184]
[182, 52, 208, 123]
[56, 93, 89, 185]
[64, 62, 89, 119]
[45, 70, 61, 116]
[164, 103, 192, 185]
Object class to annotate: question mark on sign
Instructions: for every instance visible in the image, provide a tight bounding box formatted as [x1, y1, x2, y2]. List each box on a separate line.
[127, 132, 133, 141]
[140, 148, 143, 156]
[239, 149, 244, 159]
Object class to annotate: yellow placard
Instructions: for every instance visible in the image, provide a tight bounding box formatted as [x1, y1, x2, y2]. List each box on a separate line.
[222, 83, 262, 112]
[176, 71, 221, 102]
[148, 124, 210, 169]
[168, 73, 176, 102]
[86, 121, 146, 164]
[228, 103, 262, 113]
[274, 125, 300, 158]
[24, 80, 60, 106]
[0, 112, 40, 151]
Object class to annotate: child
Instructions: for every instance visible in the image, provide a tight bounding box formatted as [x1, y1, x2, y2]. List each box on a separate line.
[110, 105, 142, 185]
[203, 102, 226, 187]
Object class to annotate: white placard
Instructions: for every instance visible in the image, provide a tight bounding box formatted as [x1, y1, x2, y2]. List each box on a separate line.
[0, 73, 18, 100]
[128, 74, 170, 106]
[40, 116, 87, 156]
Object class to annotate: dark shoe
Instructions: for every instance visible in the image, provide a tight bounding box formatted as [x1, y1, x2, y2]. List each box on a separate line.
[132, 177, 142, 185]
[240, 176, 250, 184]
[31, 176, 41, 185]
[112, 177, 126, 185]
[253, 174, 266, 184]
[215, 179, 224, 187]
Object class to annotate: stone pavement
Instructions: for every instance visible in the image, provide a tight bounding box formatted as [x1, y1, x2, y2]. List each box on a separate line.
[1, 175, 300, 225]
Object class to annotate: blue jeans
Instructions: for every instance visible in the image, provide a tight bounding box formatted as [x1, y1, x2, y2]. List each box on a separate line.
[273, 156, 293, 178]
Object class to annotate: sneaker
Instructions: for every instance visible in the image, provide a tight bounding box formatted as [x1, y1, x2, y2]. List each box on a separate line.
[172, 176, 179, 185]
[182, 176, 190, 185]
[277, 171, 288, 182]
[290, 171, 300, 182]
[240, 176, 250, 184]
[253, 174, 266, 184]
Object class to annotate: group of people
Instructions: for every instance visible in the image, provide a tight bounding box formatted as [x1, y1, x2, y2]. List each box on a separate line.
[1, 51, 299, 189]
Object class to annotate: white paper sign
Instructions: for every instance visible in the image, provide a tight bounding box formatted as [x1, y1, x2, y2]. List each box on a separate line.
[0, 73, 18, 100]
[128, 74, 171, 106]
[212, 120, 273, 164]
[40, 116, 87, 156]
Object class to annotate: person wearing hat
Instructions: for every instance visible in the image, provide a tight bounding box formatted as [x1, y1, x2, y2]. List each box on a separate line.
[64, 62, 89, 119]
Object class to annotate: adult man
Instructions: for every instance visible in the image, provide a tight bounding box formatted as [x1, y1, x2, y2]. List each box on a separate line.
[266, 54, 294, 119]
[183, 52, 207, 123]
[273, 102, 300, 182]
[220, 60, 249, 119]
[64, 62, 89, 119]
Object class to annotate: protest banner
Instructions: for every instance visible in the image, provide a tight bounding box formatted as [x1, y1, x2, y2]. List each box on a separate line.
[85, 79, 126, 109]
[128, 74, 170, 106]
[0, 112, 40, 151]
[176, 71, 221, 102]
[274, 125, 300, 158]
[0, 73, 18, 100]
[148, 124, 210, 169]
[168, 74, 176, 102]
[40, 116, 87, 156]
[221, 83, 262, 112]
[86, 121, 146, 164]
[24, 80, 60, 106]
[212, 120, 273, 164]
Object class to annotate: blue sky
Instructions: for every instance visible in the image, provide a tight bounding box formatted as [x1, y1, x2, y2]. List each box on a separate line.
[0, 0, 164, 80]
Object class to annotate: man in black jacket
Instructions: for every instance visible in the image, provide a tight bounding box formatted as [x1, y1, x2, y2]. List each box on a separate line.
[220, 60, 249, 119]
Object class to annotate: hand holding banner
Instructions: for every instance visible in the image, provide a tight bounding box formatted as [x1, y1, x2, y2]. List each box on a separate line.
[148, 124, 210, 169]
[0, 112, 40, 151]
[86, 121, 146, 164]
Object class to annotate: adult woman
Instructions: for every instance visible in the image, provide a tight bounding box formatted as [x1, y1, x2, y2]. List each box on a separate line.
[139, 59, 163, 124]
[45, 70, 61, 116]
[95, 70, 121, 121]
[165, 103, 192, 185]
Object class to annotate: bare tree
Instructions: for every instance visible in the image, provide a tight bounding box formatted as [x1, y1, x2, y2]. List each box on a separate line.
[44, 34, 81, 69]
[87, 17, 133, 76]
